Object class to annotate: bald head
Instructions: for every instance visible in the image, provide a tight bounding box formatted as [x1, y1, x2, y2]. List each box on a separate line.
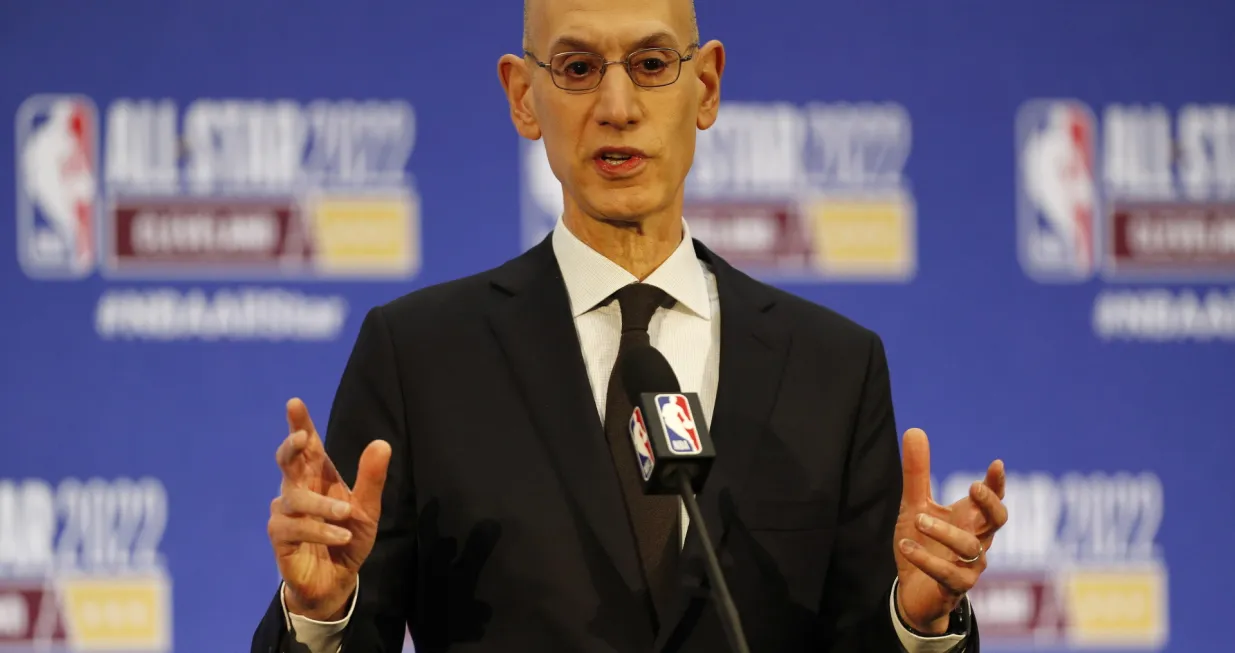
[523, 0, 699, 49]
[498, 0, 725, 249]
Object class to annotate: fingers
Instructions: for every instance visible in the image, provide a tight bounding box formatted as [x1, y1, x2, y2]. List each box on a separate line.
[901, 428, 933, 505]
[915, 514, 983, 562]
[970, 480, 1009, 536]
[898, 538, 980, 596]
[268, 512, 353, 547]
[276, 430, 311, 482]
[286, 397, 319, 438]
[268, 487, 354, 549]
[984, 459, 1007, 499]
[279, 399, 333, 488]
[274, 488, 352, 520]
[352, 440, 392, 516]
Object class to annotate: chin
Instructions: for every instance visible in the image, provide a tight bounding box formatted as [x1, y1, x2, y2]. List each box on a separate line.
[580, 185, 667, 223]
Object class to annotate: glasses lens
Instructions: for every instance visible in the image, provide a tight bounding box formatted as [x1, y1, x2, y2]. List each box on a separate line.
[629, 49, 681, 87]
[550, 53, 604, 89]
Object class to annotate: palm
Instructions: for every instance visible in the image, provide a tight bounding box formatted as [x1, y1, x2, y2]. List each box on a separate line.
[894, 492, 985, 620]
[894, 428, 1005, 631]
[273, 399, 389, 611]
[277, 454, 378, 601]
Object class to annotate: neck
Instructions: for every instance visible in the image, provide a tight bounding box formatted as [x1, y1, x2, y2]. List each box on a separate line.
[562, 207, 683, 280]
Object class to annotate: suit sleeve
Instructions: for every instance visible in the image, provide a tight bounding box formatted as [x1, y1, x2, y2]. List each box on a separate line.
[807, 331, 902, 651]
[252, 305, 417, 653]
[812, 332, 967, 652]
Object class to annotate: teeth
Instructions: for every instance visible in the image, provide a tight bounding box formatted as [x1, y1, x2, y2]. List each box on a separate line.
[602, 153, 632, 161]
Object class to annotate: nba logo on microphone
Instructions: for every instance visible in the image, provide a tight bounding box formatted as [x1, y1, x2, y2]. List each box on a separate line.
[656, 394, 702, 455]
[1015, 99, 1100, 283]
[628, 408, 655, 481]
[15, 94, 100, 279]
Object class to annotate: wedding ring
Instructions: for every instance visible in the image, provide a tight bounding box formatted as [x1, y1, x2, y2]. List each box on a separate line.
[957, 544, 983, 565]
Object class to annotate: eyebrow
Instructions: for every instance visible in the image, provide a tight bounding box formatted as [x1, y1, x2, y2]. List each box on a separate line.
[548, 30, 681, 54]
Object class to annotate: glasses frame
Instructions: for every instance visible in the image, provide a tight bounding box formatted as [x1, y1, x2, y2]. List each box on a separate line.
[523, 44, 700, 91]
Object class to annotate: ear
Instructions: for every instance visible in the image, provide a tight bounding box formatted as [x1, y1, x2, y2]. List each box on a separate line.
[498, 54, 542, 140]
[693, 40, 725, 131]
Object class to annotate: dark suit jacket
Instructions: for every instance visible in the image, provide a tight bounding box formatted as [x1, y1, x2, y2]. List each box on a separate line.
[252, 235, 979, 652]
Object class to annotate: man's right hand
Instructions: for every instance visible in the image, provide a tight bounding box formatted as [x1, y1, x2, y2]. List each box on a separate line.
[269, 398, 392, 621]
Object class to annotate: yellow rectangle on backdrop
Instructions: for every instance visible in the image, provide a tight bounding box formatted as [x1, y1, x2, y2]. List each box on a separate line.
[1065, 567, 1168, 647]
[309, 195, 419, 276]
[807, 197, 914, 279]
[59, 575, 171, 650]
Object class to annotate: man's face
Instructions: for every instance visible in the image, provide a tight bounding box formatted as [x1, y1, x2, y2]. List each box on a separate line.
[504, 0, 723, 226]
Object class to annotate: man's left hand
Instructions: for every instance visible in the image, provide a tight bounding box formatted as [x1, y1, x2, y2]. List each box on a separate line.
[894, 427, 1008, 635]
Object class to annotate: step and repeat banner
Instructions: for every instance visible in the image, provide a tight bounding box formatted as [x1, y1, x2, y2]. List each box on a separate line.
[1, 1, 1232, 652]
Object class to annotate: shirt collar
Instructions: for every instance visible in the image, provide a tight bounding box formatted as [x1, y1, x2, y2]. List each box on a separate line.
[551, 216, 712, 320]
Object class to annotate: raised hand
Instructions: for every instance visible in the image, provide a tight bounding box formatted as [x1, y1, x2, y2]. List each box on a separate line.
[893, 428, 1008, 635]
[268, 398, 392, 621]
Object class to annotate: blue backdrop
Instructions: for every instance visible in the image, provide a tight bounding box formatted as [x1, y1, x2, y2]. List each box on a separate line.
[2, 1, 1233, 651]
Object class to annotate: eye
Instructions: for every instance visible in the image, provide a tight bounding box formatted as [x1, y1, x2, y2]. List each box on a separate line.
[639, 56, 668, 73]
[629, 50, 679, 81]
[554, 54, 600, 79]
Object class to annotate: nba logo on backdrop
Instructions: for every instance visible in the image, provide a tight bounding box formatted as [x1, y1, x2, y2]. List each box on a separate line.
[1016, 99, 1100, 282]
[655, 394, 702, 455]
[15, 95, 100, 279]
[1015, 98, 1235, 343]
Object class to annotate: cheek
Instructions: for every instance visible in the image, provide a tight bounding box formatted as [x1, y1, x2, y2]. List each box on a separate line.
[663, 97, 699, 164]
[539, 118, 588, 181]
[659, 126, 697, 183]
[535, 93, 586, 144]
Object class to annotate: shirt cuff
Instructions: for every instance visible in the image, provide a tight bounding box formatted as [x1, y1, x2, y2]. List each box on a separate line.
[889, 578, 968, 653]
[280, 578, 358, 653]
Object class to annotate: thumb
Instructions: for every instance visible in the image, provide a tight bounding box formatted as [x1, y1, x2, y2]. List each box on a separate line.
[901, 428, 933, 505]
[352, 440, 392, 518]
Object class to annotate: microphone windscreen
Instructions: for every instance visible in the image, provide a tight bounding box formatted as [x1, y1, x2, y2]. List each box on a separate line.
[620, 345, 681, 405]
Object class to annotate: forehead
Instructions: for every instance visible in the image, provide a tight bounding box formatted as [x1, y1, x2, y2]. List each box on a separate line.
[528, 0, 693, 51]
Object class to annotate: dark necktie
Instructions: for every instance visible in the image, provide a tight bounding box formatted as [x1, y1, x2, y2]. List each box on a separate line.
[601, 282, 680, 628]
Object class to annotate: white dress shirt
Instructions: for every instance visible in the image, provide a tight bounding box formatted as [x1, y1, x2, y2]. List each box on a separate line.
[282, 217, 966, 653]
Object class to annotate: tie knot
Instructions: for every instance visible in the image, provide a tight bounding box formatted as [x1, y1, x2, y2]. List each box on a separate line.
[613, 283, 672, 333]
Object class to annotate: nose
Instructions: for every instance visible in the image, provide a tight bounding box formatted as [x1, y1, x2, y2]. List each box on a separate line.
[592, 64, 643, 129]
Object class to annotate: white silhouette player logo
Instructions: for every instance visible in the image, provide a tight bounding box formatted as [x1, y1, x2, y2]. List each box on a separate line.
[17, 95, 98, 278]
[1019, 100, 1098, 280]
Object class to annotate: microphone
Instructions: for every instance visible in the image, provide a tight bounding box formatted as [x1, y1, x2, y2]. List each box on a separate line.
[620, 345, 750, 653]
[619, 344, 715, 495]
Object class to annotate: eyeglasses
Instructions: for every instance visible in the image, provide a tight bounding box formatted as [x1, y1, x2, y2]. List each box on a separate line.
[524, 44, 698, 91]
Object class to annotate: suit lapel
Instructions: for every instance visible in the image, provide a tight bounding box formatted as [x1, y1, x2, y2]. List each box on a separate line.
[655, 241, 793, 651]
[485, 236, 792, 647]
[485, 237, 649, 601]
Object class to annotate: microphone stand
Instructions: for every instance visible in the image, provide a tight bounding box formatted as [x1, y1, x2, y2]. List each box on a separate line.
[677, 474, 750, 653]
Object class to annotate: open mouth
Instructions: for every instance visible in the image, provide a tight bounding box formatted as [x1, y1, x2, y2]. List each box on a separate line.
[593, 148, 648, 176]
[600, 152, 635, 163]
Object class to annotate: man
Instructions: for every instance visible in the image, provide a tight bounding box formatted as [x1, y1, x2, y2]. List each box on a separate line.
[252, 0, 1009, 650]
